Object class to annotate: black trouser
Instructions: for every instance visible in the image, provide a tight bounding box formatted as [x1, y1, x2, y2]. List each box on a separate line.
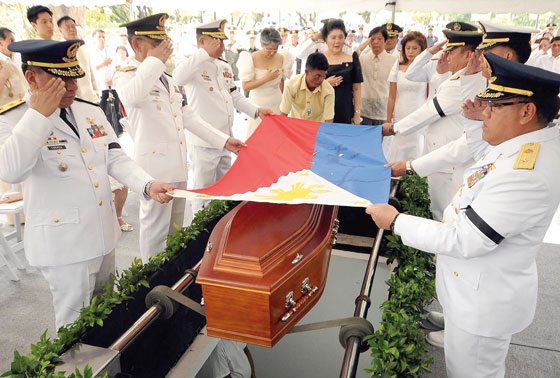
[361, 117, 384, 126]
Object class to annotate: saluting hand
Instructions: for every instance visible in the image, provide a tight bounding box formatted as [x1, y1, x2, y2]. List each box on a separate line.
[149, 182, 174, 204]
[148, 40, 174, 64]
[30, 77, 66, 117]
[428, 39, 447, 55]
[462, 99, 486, 121]
[225, 137, 247, 155]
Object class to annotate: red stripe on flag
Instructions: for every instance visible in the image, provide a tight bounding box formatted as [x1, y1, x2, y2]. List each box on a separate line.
[192, 115, 320, 196]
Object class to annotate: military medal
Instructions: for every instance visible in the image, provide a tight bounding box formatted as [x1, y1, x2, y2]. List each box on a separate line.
[467, 163, 495, 188]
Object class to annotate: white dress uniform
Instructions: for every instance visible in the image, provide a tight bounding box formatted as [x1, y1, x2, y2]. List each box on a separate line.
[0, 52, 27, 107]
[173, 48, 258, 211]
[393, 70, 486, 220]
[0, 96, 153, 328]
[392, 54, 560, 377]
[395, 126, 560, 377]
[405, 49, 452, 101]
[113, 56, 229, 263]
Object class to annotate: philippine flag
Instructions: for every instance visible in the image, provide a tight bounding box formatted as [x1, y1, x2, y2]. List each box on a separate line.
[172, 115, 390, 207]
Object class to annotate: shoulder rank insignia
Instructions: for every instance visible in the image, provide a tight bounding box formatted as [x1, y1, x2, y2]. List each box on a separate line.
[75, 97, 100, 107]
[467, 163, 495, 188]
[116, 66, 137, 72]
[449, 72, 461, 81]
[0, 98, 25, 115]
[217, 57, 229, 64]
[514, 143, 540, 170]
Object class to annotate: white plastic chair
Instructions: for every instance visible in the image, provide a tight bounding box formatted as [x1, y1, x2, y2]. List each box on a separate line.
[0, 200, 25, 281]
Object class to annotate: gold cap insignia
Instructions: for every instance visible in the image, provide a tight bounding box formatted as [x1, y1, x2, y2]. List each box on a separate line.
[454, 22, 461, 31]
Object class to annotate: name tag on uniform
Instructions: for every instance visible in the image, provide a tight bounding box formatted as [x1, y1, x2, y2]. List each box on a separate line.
[47, 145, 67, 150]
[150, 89, 160, 96]
[467, 163, 495, 188]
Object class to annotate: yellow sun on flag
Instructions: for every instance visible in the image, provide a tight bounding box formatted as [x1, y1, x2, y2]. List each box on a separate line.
[256, 182, 331, 201]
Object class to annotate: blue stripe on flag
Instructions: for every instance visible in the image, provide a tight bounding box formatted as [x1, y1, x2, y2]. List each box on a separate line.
[310, 123, 390, 204]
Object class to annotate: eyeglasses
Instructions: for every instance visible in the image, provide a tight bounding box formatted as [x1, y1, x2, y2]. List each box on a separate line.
[486, 100, 532, 112]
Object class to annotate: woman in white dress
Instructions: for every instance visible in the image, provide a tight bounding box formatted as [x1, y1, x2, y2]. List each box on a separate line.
[385, 31, 428, 161]
[238, 28, 293, 139]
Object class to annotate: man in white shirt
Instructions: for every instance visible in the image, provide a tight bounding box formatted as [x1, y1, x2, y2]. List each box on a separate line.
[90, 29, 112, 93]
[58, 16, 99, 103]
[359, 26, 397, 125]
[534, 36, 560, 73]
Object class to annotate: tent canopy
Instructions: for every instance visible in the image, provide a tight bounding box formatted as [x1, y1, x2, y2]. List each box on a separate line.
[129, 0, 559, 13]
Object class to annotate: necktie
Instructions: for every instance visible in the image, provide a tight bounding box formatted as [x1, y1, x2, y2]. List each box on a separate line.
[160, 74, 170, 92]
[60, 108, 79, 137]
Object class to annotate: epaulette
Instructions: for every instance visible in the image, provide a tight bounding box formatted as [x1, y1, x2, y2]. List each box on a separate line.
[164, 71, 172, 77]
[514, 143, 540, 170]
[74, 97, 100, 107]
[449, 72, 461, 81]
[0, 98, 25, 115]
[217, 57, 229, 64]
[116, 66, 137, 72]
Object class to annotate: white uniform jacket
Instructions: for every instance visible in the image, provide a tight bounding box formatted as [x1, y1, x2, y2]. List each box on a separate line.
[413, 118, 488, 178]
[113, 57, 229, 182]
[173, 49, 258, 149]
[0, 98, 153, 267]
[404, 49, 451, 100]
[395, 126, 560, 337]
[394, 69, 486, 160]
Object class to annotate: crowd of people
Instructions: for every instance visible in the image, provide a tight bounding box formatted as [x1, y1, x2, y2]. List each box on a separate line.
[1, 5, 560, 378]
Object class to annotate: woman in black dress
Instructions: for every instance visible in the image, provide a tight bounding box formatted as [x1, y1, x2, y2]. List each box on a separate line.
[298, 19, 363, 124]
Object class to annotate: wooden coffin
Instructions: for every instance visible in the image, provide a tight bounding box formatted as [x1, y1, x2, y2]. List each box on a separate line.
[196, 201, 339, 347]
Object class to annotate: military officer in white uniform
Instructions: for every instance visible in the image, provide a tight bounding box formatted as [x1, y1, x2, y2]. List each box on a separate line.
[368, 54, 560, 378]
[173, 20, 272, 213]
[0, 39, 173, 329]
[113, 14, 245, 263]
[388, 23, 537, 217]
[389, 21, 539, 348]
[382, 29, 486, 220]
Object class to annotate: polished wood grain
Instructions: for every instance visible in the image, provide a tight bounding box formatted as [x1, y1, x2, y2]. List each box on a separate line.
[197, 202, 338, 347]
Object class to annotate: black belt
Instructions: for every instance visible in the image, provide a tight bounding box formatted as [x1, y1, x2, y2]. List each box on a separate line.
[465, 206, 504, 244]
[433, 97, 446, 118]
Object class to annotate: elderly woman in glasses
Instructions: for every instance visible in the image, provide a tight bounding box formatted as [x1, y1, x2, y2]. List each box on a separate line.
[237, 28, 294, 139]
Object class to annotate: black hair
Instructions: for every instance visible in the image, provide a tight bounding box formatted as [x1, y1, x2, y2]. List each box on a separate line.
[306, 52, 329, 71]
[0, 27, 13, 40]
[368, 26, 388, 41]
[531, 96, 560, 126]
[552, 36, 560, 43]
[261, 28, 281, 45]
[321, 19, 346, 41]
[57, 16, 76, 28]
[27, 5, 53, 24]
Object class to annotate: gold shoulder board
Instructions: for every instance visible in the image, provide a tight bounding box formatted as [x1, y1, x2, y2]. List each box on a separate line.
[116, 66, 137, 72]
[0, 98, 25, 115]
[449, 72, 461, 81]
[514, 143, 540, 170]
